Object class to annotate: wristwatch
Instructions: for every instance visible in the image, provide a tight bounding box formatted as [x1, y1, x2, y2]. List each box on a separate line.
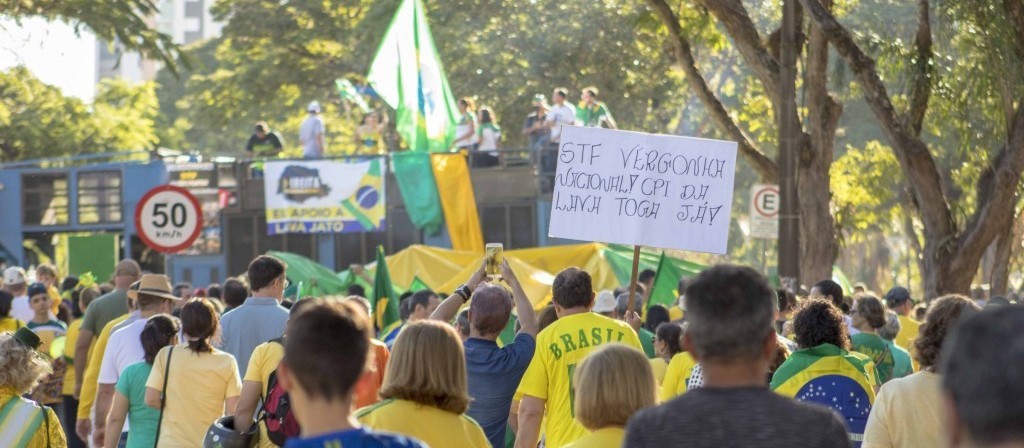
[455, 284, 473, 303]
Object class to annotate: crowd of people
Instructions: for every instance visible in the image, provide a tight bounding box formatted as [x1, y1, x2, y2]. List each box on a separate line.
[244, 86, 616, 163]
[1, 254, 1023, 448]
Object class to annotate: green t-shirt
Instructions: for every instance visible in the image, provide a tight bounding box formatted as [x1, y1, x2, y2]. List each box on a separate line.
[851, 333, 895, 384]
[116, 362, 159, 448]
[577, 102, 613, 127]
[639, 327, 656, 359]
[81, 289, 129, 335]
[885, 339, 913, 379]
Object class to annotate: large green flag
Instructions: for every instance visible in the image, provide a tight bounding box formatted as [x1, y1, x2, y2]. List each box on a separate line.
[367, 0, 459, 153]
[391, 152, 444, 235]
[372, 246, 401, 335]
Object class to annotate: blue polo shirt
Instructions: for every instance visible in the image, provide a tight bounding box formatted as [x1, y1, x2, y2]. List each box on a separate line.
[464, 333, 536, 448]
[219, 296, 288, 377]
[284, 426, 426, 448]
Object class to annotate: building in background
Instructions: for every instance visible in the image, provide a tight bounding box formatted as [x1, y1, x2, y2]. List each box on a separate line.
[95, 0, 223, 84]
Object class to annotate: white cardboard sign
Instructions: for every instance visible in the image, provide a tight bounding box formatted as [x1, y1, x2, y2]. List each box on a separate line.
[547, 126, 738, 254]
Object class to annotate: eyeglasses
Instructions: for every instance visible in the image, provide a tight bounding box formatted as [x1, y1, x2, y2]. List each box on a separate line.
[279, 277, 290, 288]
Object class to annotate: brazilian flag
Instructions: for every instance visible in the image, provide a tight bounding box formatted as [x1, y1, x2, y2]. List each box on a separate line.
[770, 343, 877, 447]
[372, 246, 402, 337]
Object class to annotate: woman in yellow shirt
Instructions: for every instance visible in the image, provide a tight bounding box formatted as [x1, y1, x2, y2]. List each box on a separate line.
[0, 290, 23, 332]
[146, 298, 241, 447]
[649, 323, 684, 385]
[356, 321, 489, 448]
[0, 328, 68, 447]
[564, 344, 657, 448]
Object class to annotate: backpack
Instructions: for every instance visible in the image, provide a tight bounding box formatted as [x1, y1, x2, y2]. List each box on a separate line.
[260, 338, 300, 446]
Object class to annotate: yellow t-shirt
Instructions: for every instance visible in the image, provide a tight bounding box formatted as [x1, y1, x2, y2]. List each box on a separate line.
[356, 398, 489, 448]
[0, 386, 67, 448]
[0, 316, 22, 332]
[78, 313, 130, 417]
[563, 427, 625, 448]
[896, 315, 921, 370]
[147, 344, 242, 447]
[243, 341, 285, 448]
[658, 352, 697, 402]
[47, 285, 62, 315]
[668, 306, 684, 322]
[62, 319, 83, 396]
[516, 312, 644, 448]
[649, 358, 668, 386]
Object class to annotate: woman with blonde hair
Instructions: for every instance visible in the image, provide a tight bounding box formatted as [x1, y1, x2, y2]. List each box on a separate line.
[0, 328, 68, 446]
[356, 320, 488, 448]
[565, 344, 656, 448]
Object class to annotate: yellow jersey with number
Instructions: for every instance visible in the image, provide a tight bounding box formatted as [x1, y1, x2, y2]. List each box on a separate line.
[516, 312, 643, 448]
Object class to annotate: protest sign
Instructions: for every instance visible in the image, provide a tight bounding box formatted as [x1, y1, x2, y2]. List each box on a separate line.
[548, 126, 737, 254]
[264, 158, 386, 235]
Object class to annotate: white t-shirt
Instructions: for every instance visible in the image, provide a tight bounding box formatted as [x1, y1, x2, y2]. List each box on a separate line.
[545, 103, 577, 142]
[98, 318, 148, 385]
[478, 126, 501, 151]
[10, 295, 32, 323]
[298, 115, 325, 158]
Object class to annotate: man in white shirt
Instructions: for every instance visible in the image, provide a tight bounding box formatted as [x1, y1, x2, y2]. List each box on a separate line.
[545, 87, 577, 145]
[93, 274, 179, 447]
[299, 101, 326, 159]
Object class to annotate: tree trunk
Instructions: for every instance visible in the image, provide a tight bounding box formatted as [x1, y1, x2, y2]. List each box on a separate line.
[798, 0, 841, 287]
[990, 212, 1019, 296]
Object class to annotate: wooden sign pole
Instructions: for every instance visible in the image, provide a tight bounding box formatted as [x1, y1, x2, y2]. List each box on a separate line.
[626, 245, 641, 314]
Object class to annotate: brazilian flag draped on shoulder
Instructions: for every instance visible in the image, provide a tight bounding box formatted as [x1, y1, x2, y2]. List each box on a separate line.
[770, 343, 877, 447]
[372, 246, 402, 338]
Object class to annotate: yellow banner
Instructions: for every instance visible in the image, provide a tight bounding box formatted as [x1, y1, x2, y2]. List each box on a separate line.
[431, 153, 484, 253]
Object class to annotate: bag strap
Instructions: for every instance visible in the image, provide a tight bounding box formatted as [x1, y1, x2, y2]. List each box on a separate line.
[154, 347, 174, 448]
[255, 338, 286, 420]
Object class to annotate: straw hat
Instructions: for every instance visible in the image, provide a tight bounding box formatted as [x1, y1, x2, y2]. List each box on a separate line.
[128, 274, 180, 301]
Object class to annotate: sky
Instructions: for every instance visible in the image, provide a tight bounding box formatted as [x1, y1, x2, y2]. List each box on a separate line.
[0, 17, 97, 102]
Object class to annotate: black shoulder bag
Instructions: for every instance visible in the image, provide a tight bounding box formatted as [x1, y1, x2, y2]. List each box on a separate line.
[153, 347, 174, 448]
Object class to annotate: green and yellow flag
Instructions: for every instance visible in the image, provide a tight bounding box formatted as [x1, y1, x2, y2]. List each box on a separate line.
[372, 246, 401, 336]
[770, 343, 877, 447]
[648, 252, 684, 310]
[367, 0, 459, 153]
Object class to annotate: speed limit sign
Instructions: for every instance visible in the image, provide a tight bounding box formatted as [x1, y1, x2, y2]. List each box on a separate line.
[134, 185, 202, 253]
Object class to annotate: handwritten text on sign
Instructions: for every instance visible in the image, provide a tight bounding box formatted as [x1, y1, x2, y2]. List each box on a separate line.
[548, 126, 738, 254]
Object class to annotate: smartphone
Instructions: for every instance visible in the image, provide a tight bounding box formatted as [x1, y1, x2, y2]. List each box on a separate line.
[485, 243, 503, 279]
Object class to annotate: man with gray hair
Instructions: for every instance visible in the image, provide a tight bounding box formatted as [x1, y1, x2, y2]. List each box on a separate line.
[613, 291, 655, 358]
[878, 309, 913, 379]
[941, 307, 1024, 447]
[625, 265, 850, 447]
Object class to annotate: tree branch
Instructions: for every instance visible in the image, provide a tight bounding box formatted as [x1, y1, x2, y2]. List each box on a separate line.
[955, 106, 1024, 272]
[798, 0, 955, 243]
[805, 0, 842, 165]
[1003, 0, 1024, 61]
[694, 0, 781, 102]
[646, 0, 778, 181]
[905, 0, 933, 136]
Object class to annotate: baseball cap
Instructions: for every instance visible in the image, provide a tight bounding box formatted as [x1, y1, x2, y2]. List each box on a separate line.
[307, 101, 321, 113]
[3, 267, 26, 286]
[27, 282, 48, 298]
[884, 286, 915, 307]
[593, 290, 616, 313]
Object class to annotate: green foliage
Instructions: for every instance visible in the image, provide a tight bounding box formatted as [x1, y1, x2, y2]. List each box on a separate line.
[155, 0, 692, 154]
[831, 140, 903, 243]
[0, 67, 158, 161]
[1, 0, 182, 73]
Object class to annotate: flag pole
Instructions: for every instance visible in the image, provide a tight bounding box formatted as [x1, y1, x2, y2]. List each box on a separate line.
[627, 245, 641, 313]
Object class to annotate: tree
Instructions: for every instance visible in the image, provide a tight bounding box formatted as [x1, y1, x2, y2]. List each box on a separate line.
[0, 67, 159, 161]
[2, 0, 182, 72]
[155, 0, 689, 155]
[645, 0, 840, 287]
[800, 0, 1024, 297]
